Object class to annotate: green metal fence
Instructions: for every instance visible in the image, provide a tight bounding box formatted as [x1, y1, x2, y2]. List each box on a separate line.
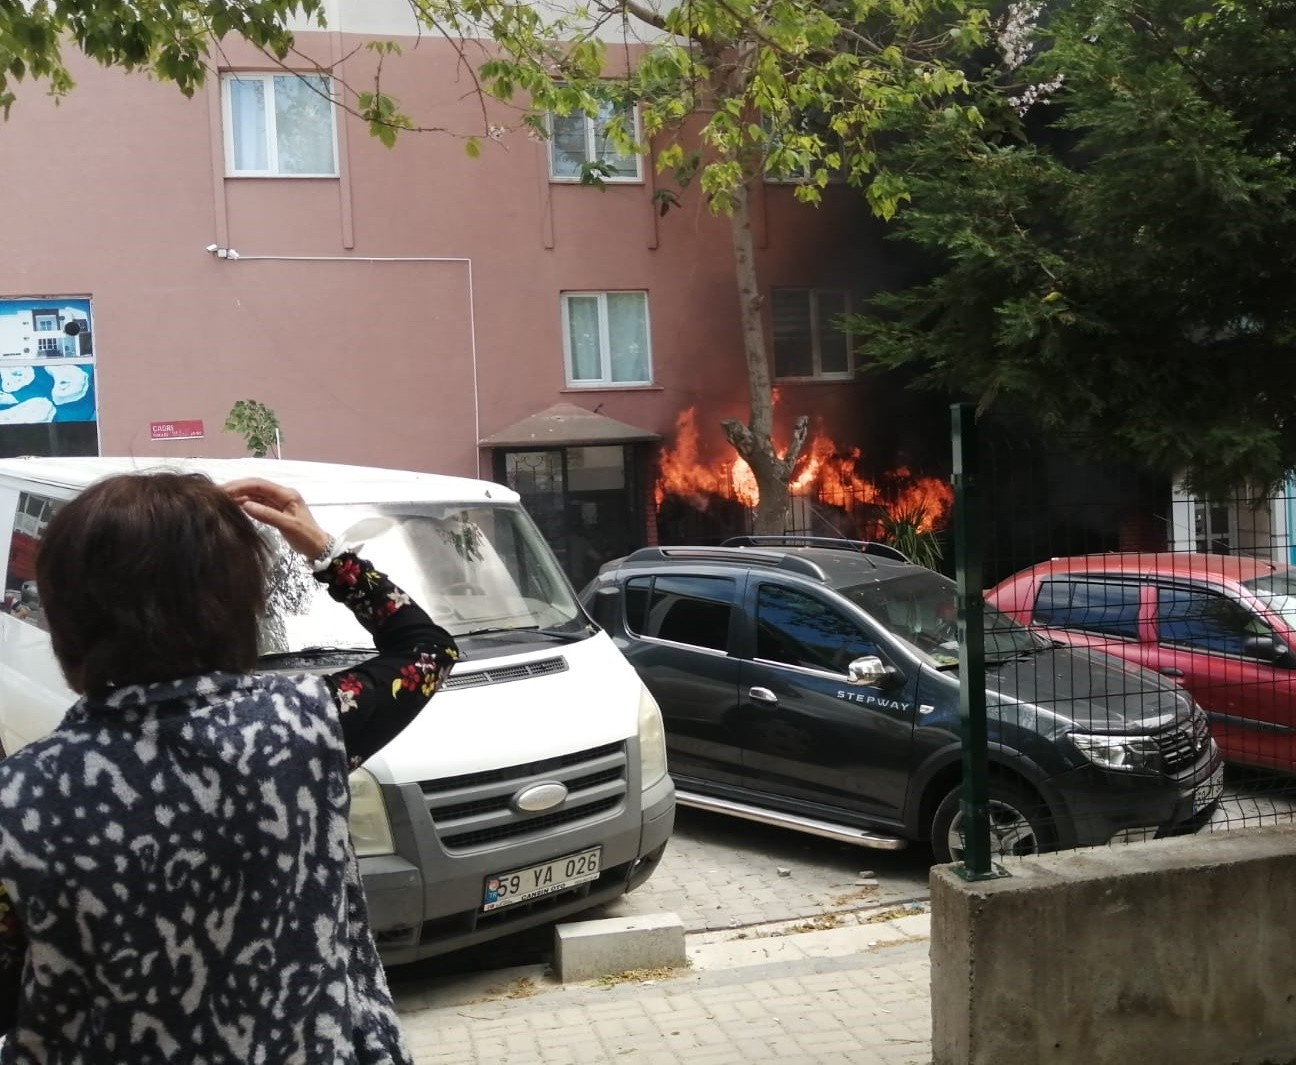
[951, 406, 1296, 876]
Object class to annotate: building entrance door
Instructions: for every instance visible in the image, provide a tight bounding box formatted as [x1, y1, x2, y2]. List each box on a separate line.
[495, 444, 646, 589]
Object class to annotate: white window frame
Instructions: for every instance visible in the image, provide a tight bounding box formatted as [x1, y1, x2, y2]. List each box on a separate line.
[561, 291, 653, 388]
[546, 102, 643, 183]
[761, 114, 846, 186]
[220, 72, 339, 178]
[771, 288, 855, 380]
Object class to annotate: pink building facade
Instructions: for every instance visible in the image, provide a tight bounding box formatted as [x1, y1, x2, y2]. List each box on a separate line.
[1, 8, 891, 584]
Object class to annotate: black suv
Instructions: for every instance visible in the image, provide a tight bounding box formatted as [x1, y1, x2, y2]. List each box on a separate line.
[579, 539, 1223, 862]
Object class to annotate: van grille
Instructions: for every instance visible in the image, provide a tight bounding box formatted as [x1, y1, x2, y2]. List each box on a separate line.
[442, 656, 568, 691]
[1160, 706, 1211, 774]
[421, 742, 628, 852]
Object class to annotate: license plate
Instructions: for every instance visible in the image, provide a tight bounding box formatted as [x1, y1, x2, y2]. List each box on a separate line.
[1194, 764, 1224, 812]
[482, 846, 602, 912]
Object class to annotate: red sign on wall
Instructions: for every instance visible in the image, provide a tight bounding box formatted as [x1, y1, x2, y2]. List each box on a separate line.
[150, 420, 205, 441]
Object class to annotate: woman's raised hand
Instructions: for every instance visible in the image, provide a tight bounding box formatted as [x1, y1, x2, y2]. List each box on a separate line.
[223, 478, 331, 560]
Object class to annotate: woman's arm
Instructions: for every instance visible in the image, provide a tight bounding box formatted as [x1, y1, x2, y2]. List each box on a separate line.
[315, 552, 458, 767]
[224, 477, 459, 766]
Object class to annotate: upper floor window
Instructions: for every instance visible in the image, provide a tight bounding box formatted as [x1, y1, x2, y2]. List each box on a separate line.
[548, 102, 641, 182]
[761, 112, 844, 186]
[562, 291, 652, 387]
[771, 288, 852, 379]
[222, 73, 338, 177]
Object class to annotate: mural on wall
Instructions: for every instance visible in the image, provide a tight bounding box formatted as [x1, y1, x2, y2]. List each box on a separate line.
[0, 298, 96, 424]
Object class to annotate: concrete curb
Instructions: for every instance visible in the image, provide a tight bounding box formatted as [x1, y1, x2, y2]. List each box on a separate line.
[393, 902, 931, 1016]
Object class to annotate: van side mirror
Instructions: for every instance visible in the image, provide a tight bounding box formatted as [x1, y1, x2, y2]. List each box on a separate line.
[847, 655, 899, 688]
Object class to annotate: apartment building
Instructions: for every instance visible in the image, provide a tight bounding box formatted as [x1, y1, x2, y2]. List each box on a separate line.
[1, 1, 890, 584]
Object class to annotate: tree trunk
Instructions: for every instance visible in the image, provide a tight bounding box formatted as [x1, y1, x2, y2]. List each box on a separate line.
[720, 176, 809, 535]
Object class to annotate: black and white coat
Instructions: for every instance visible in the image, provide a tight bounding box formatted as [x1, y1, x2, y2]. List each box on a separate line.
[0, 553, 458, 1064]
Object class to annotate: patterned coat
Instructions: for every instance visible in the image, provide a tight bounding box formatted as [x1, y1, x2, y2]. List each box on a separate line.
[0, 553, 458, 1063]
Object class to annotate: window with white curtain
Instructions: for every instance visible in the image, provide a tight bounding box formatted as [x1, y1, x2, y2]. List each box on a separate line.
[561, 292, 652, 386]
[771, 288, 853, 379]
[548, 101, 641, 182]
[221, 73, 338, 177]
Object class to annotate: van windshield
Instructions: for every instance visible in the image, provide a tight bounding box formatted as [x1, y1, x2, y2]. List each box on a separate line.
[257, 501, 584, 653]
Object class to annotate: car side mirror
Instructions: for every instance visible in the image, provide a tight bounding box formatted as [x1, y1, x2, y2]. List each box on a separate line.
[1242, 634, 1294, 666]
[847, 655, 899, 688]
[586, 583, 620, 629]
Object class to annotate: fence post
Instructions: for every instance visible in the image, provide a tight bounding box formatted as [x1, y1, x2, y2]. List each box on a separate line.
[950, 404, 1004, 880]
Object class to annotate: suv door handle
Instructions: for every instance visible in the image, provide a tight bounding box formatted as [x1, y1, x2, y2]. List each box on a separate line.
[748, 687, 778, 704]
[1159, 667, 1185, 678]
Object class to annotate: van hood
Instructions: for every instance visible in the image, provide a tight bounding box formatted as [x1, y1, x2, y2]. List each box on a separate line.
[987, 645, 1184, 731]
[364, 631, 645, 786]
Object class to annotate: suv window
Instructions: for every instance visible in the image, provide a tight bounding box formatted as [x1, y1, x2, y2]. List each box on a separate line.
[625, 574, 734, 651]
[755, 583, 876, 674]
[1033, 579, 1140, 639]
[1155, 584, 1271, 655]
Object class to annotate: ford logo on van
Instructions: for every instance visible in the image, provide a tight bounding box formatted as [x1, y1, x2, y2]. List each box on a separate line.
[514, 782, 569, 812]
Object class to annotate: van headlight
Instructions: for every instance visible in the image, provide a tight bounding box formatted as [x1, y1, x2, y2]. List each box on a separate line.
[638, 685, 669, 788]
[348, 767, 396, 856]
[1070, 732, 1160, 772]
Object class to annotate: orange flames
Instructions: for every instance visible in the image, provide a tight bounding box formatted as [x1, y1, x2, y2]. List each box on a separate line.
[654, 408, 952, 535]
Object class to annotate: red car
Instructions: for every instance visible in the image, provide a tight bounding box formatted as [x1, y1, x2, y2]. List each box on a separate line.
[988, 553, 1296, 773]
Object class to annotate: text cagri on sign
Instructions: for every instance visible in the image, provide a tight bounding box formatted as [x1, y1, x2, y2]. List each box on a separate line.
[150, 420, 205, 441]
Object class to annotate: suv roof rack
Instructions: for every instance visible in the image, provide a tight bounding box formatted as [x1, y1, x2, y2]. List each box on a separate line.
[720, 535, 910, 563]
[621, 545, 830, 581]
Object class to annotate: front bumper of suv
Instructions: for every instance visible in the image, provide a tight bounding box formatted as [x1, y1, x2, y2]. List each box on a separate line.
[1044, 737, 1224, 850]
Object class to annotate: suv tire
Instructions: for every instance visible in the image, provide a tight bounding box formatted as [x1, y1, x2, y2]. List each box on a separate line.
[930, 780, 1055, 864]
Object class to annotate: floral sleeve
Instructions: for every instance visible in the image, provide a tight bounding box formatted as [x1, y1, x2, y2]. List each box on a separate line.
[315, 552, 459, 769]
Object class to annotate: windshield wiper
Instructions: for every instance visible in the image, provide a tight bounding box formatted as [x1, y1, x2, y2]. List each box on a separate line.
[984, 646, 1050, 666]
[258, 646, 372, 666]
[461, 624, 590, 642]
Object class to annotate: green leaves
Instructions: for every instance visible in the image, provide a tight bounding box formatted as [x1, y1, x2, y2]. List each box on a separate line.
[852, 0, 1296, 493]
[0, 0, 326, 107]
[224, 399, 282, 459]
[357, 90, 413, 148]
[412, 0, 988, 217]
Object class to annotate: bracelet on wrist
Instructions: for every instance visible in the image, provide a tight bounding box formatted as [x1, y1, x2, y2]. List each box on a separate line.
[309, 535, 341, 573]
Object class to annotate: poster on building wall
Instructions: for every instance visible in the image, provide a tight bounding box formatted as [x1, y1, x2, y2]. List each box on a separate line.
[0, 297, 96, 424]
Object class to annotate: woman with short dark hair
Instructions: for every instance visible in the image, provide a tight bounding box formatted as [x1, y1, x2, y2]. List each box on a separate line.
[0, 472, 458, 1064]
[38, 471, 271, 694]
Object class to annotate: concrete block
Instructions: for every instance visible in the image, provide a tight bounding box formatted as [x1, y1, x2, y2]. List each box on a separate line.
[931, 825, 1296, 1065]
[554, 912, 686, 983]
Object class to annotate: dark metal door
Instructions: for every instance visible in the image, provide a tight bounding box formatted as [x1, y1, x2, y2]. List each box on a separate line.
[494, 444, 645, 589]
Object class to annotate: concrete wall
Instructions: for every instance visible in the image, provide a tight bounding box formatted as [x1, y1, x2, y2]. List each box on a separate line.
[931, 825, 1296, 1065]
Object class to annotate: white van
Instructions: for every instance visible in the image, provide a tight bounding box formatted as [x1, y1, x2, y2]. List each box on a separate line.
[0, 456, 675, 965]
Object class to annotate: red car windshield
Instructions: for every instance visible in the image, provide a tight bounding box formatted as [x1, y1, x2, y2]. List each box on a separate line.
[1243, 569, 1296, 631]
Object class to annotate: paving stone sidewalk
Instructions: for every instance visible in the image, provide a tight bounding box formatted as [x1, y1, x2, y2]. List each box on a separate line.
[395, 909, 933, 1065]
